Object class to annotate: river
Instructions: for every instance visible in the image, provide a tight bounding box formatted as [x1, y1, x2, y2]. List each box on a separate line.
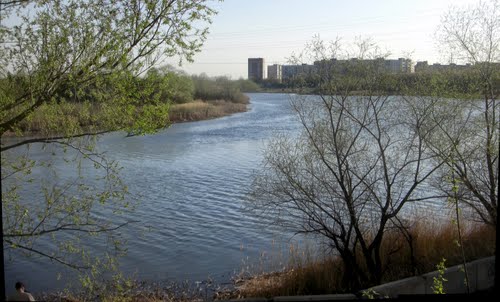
[3, 93, 315, 294]
[3, 92, 455, 295]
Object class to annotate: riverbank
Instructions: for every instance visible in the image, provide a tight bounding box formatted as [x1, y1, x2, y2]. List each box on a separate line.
[30, 216, 495, 302]
[33, 218, 494, 301]
[1, 98, 249, 139]
[218, 219, 495, 299]
[35, 280, 215, 302]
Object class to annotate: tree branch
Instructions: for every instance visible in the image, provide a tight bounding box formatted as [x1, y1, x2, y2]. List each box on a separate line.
[3, 239, 90, 270]
[4, 220, 138, 238]
[1, 130, 113, 152]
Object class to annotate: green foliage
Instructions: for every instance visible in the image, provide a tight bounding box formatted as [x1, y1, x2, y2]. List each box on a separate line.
[145, 66, 195, 104]
[2, 68, 254, 135]
[361, 288, 381, 299]
[273, 62, 491, 97]
[432, 258, 448, 294]
[0, 0, 218, 137]
[0, 0, 219, 284]
[192, 74, 250, 104]
[235, 78, 261, 92]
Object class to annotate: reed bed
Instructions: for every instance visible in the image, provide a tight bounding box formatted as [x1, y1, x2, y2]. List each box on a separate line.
[227, 219, 495, 299]
[168, 100, 247, 123]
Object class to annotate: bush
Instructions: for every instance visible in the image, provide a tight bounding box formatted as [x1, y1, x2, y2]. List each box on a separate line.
[192, 75, 249, 103]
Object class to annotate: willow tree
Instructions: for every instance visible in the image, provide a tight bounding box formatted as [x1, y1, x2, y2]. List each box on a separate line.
[251, 38, 444, 289]
[0, 0, 219, 288]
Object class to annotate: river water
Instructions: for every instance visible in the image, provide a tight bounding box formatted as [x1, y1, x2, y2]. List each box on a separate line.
[3, 93, 315, 294]
[3, 92, 455, 295]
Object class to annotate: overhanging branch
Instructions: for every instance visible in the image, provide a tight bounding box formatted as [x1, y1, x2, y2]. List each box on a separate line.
[3, 239, 89, 270]
[1, 130, 113, 152]
[3, 220, 138, 238]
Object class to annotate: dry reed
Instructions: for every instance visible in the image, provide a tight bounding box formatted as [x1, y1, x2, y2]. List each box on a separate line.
[229, 218, 495, 299]
[168, 100, 247, 123]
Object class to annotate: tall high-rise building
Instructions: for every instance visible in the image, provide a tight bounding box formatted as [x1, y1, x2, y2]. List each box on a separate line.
[267, 64, 282, 82]
[248, 58, 265, 81]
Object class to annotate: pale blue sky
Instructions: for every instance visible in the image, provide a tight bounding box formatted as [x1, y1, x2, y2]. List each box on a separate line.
[168, 0, 480, 79]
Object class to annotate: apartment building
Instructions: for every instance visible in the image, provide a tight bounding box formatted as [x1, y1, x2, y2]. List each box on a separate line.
[414, 61, 472, 73]
[282, 64, 316, 81]
[248, 58, 265, 81]
[385, 58, 413, 73]
[267, 64, 282, 82]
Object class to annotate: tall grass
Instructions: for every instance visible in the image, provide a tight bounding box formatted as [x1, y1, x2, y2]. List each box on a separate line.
[168, 100, 248, 123]
[229, 219, 495, 298]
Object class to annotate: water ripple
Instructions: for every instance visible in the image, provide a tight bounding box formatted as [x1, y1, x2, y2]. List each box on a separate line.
[5, 93, 315, 292]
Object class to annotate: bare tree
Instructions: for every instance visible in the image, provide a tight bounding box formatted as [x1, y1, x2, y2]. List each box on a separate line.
[250, 39, 444, 289]
[431, 0, 500, 226]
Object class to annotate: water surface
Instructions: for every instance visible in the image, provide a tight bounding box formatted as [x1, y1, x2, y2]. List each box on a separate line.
[4, 93, 308, 293]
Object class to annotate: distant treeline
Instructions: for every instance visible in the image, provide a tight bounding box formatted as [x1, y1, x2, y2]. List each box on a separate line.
[139, 67, 260, 104]
[256, 65, 500, 97]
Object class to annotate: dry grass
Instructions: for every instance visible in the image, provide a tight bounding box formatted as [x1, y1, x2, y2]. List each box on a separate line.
[234, 258, 345, 298]
[168, 100, 247, 123]
[37, 280, 210, 302]
[228, 219, 495, 299]
[380, 219, 495, 282]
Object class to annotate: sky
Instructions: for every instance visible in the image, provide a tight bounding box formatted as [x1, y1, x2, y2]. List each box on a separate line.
[166, 0, 481, 79]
